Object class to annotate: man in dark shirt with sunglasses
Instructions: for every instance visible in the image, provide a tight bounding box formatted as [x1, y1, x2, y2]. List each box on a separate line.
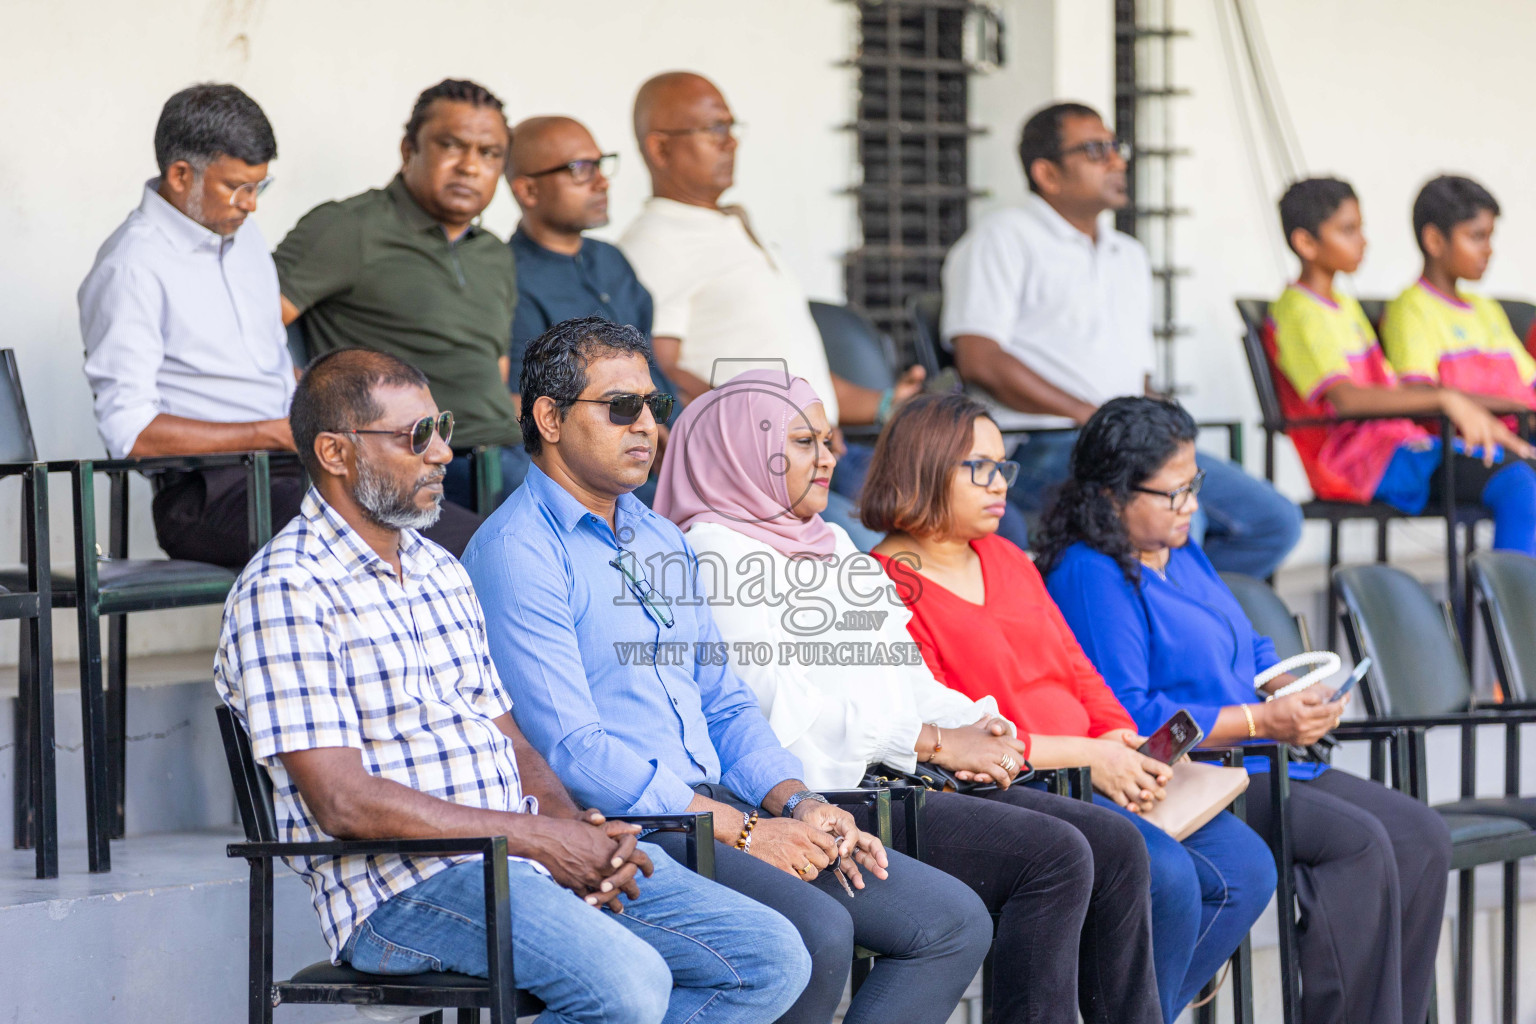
[506, 116, 676, 417]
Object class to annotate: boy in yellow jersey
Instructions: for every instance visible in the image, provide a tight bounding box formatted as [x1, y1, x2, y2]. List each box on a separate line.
[1265, 178, 1536, 554]
[1381, 175, 1536, 410]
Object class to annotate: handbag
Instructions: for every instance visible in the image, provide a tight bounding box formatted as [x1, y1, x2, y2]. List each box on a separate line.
[861, 760, 1017, 795]
[1139, 759, 1250, 841]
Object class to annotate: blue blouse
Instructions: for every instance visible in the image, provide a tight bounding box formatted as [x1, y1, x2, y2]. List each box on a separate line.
[1045, 541, 1324, 778]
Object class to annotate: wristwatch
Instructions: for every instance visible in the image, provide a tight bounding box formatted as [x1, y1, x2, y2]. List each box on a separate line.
[780, 789, 828, 818]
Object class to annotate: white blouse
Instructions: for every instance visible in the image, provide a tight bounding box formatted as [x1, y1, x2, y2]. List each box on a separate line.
[686, 521, 1004, 788]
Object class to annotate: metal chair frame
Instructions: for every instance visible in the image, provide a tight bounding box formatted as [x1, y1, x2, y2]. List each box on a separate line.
[217, 704, 716, 1024]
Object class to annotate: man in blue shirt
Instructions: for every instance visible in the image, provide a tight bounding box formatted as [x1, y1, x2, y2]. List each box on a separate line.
[462, 316, 992, 1024]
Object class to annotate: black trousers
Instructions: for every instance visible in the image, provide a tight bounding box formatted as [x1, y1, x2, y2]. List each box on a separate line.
[649, 784, 992, 1024]
[149, 464, 484, 567]
[1241, 768, 1452, 1024]
[928, 787, 1164, 1024]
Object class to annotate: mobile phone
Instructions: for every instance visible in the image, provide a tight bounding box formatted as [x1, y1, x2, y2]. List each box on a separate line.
[1137, 709, 1204, 765]
[1329, 656, 1372, 703]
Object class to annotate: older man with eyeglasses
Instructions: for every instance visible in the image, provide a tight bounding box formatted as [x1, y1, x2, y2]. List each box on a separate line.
[79, 83, 302, 568]
[505, 117, 679, 463]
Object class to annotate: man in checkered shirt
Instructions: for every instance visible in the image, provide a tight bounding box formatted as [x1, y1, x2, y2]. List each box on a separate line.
[215, 347, 809, 1024]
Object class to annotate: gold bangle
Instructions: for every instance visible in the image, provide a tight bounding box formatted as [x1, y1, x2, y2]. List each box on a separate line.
[1241, 704, 1257, 739]
[933, 726, 943, 754]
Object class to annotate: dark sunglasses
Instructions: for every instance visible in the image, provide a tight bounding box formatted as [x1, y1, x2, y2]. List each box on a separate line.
[571, 392, 675, 426]
[329, 411, 454, 455]
[959, 458, 1020, 488]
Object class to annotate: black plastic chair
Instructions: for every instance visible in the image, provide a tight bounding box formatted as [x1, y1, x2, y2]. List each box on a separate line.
[1496, 299, 1536, 349]
[1470, 550, 1536, 703]
[1219, 572, 1443, 1024]
[809, 301, 898, 443]
[906, 292, 952, 381]
[217, 704, 720, 1024]
[0, 358, 55, 879]
[1235, 298, 1488, 646]
[0, 349, 279, 873]
[1335, 563, 1536, 1024]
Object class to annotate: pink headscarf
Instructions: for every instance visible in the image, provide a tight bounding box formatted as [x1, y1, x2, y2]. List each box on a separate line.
[654, 369, 839, 558]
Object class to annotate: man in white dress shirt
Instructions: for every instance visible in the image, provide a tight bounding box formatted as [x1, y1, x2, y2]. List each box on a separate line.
[79, 83, 477, 567]
[941, 101, 1301, 577]
[619, 72, 924, 539]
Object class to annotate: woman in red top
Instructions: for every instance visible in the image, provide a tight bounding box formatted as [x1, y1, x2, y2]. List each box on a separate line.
[865, 394, 1274, 1024]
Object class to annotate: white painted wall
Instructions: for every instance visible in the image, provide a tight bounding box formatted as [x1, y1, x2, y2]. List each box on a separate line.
[0, 0, 857, 661]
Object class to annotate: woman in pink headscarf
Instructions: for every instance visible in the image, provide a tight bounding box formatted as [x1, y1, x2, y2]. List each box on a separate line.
[654, 370, 1163, 1024]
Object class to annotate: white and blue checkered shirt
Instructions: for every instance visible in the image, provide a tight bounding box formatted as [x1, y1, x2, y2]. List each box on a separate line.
[215, 488, 533, 961]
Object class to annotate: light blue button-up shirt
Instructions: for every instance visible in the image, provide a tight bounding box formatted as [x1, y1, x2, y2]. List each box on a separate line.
[79, 180, 295, 458]
[461, 463, 803, 815]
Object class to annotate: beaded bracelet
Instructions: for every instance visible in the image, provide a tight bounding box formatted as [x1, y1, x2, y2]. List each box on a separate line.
[734, 810, 759, 853]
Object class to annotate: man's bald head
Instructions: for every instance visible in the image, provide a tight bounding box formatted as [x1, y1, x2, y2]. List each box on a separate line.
[508, 115, 589, 178]
[633, 71, 723, 145]
[633, 71, 737, 205]
[506, 115, 611, 236]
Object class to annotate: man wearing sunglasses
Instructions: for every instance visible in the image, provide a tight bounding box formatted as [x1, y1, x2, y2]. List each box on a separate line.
[218, 346, 808, 1022]
[505, 116, 678, 435]
[940, 101, 1302, 579]
[80, 84, 299, 569]
[463, 316, 993, 1024]
[275, 79, 526, 516]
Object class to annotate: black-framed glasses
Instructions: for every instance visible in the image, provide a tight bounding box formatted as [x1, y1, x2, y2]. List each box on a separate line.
[328, 412, 454, 455]
[1132, 469, 1206, 511]
[522, 153, 618, 185]
[959, 458, 1020, 488]
[610, 550, 674, 629]
[653, 121, 746, 145]
[571, 392, 675, 426]
[1058, 139, 1130, 163]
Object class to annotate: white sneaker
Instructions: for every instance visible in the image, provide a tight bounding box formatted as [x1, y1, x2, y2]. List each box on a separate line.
[354, 1008, 424, 1022]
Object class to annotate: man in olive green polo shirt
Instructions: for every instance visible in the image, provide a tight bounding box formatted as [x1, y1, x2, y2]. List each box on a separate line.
[276, 78, 527, 511]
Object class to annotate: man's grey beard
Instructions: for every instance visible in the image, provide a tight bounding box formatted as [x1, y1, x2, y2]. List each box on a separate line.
[184, 169, 207, 228]
[355, 456, 444, 531]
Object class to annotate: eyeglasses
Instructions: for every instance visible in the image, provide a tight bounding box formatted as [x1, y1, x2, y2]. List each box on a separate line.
[1058, 139, 1130, 163]
[228, 176, 274, 205]
[328, 412, 454, 455]
[571, 392, 675, 426]
[522, 153, 618, 186]
[1132, 469, 1206, 511]
[610, 550, 674, 629]
[653, 121, 746, 145]
[959, 458, 1020, 488]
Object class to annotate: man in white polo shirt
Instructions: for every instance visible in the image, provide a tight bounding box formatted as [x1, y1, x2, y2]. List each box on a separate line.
[942, 101, 1301, 577]
[620, 72, 924, 539]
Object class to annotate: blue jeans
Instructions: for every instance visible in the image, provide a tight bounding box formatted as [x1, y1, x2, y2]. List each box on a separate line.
[443, 444, 533, 512]
[1095, 799, 1276, 1023]
[343, 845, 810, 1024]
[1009, 432, 1302, 577]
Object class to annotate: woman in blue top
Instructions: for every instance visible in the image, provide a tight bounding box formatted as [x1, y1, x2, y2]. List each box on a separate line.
[1036, 396, 1452, 1024]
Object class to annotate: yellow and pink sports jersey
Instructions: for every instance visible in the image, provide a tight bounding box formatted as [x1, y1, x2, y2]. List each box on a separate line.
[1380, 280, 1536, 407]
[1265, 285, 1428, 504]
